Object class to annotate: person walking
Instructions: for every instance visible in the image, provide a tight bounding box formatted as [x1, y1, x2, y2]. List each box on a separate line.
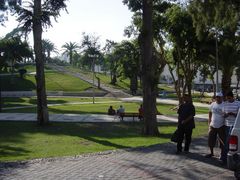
[221, 91, 240, 164]
[138, 104, 143, 121]
[176, 94, 195, 154]
[205, 92, 225, 159]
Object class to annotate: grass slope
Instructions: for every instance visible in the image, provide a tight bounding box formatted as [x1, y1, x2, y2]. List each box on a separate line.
[1, 69, 92, 91]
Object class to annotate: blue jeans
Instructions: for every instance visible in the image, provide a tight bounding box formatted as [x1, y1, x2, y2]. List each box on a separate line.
[221, 126, 234, 162]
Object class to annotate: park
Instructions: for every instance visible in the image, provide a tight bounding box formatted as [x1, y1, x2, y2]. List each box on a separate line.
[0, 0, 239, 179]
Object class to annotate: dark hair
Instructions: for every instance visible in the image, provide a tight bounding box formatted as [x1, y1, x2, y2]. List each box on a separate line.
[226, 91, 233, 97]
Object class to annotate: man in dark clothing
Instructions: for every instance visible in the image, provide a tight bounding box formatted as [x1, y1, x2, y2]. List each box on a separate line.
[176, 94, 195, 154]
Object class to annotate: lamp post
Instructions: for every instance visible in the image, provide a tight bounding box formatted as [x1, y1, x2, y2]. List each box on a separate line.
[89, 54, 97, 104]
[215, 31, 219, 93]
[92, 58, 95, 104]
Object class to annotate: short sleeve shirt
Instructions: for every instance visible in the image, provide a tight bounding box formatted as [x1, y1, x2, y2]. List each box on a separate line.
[223, 100, 240, 126]
[209, 102, 224, 128]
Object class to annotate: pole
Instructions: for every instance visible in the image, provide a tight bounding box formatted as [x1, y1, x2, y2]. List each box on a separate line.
[92, 58, 95, 104]
[215, 32, 219, 92]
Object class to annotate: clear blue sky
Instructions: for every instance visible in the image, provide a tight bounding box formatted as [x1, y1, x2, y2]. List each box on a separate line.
[1, 0, 133, 50]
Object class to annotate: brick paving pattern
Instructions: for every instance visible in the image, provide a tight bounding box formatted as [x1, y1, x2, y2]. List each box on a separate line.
[0, 137, 234, 180]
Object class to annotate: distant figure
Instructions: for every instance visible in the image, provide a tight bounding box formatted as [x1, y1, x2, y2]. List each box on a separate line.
[117, 105, 125, 114]
[176, 94, 195, 154]
[108, 106, 116, 115]
[117, 105, 125, 121]
[138, 104, 143, 121]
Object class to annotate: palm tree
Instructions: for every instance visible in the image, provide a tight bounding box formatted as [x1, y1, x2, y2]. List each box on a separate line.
[62, 42, 79, 65]
[42, 39, 58, 63]
[16, 0, 67, 125]
[0, 36, 32, 74]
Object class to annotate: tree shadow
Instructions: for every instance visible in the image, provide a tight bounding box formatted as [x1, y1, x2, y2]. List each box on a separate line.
[2, 75, 36, 91]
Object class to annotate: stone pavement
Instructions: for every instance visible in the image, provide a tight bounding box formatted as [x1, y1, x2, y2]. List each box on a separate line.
[0, 137, 234, 180]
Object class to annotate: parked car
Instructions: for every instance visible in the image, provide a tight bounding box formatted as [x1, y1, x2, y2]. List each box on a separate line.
[228, 109, 240, 179]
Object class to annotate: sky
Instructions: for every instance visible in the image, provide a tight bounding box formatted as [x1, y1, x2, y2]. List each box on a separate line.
[0, 0, 133, 51]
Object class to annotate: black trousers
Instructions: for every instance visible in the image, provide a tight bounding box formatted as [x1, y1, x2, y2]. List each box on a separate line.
[177, 125, 193, 152]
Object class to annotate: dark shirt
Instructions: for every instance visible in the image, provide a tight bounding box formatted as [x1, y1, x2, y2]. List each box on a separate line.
[108, 108, 116, 115]
[178, 102, 195, 129]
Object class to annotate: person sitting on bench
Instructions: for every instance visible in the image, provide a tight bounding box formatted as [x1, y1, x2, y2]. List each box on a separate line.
[117, 105, 125, 121]
[108, 106, 116, 115]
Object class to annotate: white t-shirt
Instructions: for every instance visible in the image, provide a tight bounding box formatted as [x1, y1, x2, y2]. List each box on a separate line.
[209, 102, 225, 128]
[223, 101, 240, 126]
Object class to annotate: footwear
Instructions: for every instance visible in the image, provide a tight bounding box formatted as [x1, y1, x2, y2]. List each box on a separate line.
[219, 160, 227, 166]
[205, 154, 214, 158]
[184, 150, 189, 154]
[176, 151, 182, 155]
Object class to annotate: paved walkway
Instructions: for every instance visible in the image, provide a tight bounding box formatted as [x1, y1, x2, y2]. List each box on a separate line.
[0, 113, 208, 123]
[0, 137, 234, 180]
[49, 64, 132, 98]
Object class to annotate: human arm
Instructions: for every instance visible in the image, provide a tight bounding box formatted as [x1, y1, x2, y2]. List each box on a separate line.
[208, 111, 212, 126]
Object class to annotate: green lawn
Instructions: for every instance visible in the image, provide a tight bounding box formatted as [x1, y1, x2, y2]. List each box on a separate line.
[2, 97, 209, 115]
[67, 66, 132, 91]
[1, 70, 93, 91]
[0, 121, 208, 162]
[3, 97, 118, 108]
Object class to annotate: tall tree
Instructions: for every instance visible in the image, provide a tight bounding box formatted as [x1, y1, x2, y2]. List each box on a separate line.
[113, 40, 140, 94]
[102, 39, 118, 84]
[165, 5, 200, 97]
[16, 0, 67, 125]
[62, 41, 79, 65]
[80, 33, 102, 70]
[189, 0, 240, 94]
[141, 0, 159, 136]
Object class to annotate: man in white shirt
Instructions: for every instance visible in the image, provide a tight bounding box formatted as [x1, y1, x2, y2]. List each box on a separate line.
[222, 91, 240, 164]
[206, 92, 225, 159]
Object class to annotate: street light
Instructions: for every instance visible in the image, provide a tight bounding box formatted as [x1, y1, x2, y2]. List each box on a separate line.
[215, 30, 219, 92]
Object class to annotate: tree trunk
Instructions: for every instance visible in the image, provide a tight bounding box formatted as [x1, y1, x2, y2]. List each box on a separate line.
[0, 75, 2, 112]
[221, 66, 234, 95]
[141, 0, 159, 136]
[33, 0, 49, 125]
[130, 75, 138, 95]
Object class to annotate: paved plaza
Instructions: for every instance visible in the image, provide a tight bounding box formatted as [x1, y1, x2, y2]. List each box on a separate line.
[0, 137, 234, 180]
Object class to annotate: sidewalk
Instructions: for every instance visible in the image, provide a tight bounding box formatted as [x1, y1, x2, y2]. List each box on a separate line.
[0, 113, 208, 123]
[0, 137, 234, 179]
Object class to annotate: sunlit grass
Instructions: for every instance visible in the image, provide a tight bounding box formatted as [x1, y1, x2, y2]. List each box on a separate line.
[0, 121, 208, 162]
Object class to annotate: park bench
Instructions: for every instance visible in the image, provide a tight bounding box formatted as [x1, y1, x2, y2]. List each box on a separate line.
[119, 112, 140, 122]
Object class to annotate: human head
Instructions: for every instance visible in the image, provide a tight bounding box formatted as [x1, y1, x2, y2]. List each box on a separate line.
[226, 91, 234, 102]
[215, 92, 223, 103]
[183, 94, 192, 103]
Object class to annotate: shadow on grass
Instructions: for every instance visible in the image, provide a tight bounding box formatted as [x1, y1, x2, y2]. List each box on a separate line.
[0, 121, 176, 163]
[1, 76, 36, 91]
[0, 145, 30, 158]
